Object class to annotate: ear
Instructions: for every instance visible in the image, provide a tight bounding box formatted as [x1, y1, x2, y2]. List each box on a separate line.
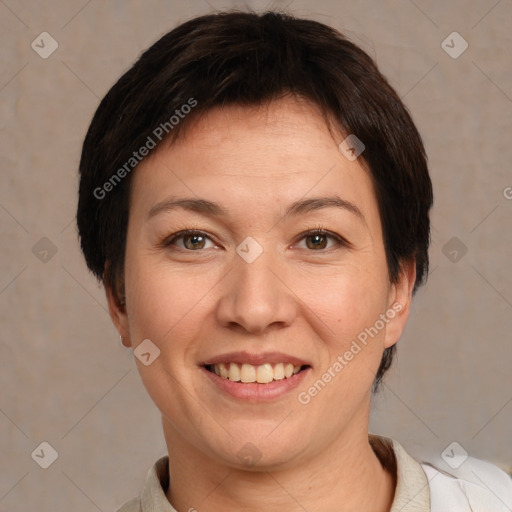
[104, 265, 132, 348]
[383, 259, 416, 349]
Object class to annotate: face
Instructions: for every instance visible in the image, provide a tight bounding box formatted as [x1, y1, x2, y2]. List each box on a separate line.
[108, 96, 414, 470]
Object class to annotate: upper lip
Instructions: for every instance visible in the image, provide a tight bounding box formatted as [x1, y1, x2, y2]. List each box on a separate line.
[201, 351, 311, 367]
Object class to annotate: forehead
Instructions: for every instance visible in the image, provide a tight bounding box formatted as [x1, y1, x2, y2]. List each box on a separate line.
[130, 97, 380, 231]
[166, 97, 341, 167]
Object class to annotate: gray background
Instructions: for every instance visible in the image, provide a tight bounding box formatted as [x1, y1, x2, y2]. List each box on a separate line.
[1, 0, 511, 510]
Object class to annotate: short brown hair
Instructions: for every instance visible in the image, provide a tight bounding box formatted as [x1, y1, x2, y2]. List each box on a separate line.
[77, 11, 433, 390]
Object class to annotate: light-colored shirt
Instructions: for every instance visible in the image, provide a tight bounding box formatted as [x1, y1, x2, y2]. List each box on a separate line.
[116, 434, 512, 512]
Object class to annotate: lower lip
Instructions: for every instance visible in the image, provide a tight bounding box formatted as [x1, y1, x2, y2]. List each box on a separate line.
[201, 366, 311, 402]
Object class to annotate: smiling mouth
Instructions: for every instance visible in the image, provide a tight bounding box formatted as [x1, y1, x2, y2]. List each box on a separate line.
[205, 362, 309, 384]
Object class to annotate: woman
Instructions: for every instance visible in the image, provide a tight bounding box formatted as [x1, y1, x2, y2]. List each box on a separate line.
[76, 11, 512, 512]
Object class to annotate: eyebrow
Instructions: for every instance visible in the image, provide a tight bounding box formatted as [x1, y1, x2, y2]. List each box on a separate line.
[147, 195, 364, 222]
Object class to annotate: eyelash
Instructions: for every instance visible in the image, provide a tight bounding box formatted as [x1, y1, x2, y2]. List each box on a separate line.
[161, 226, 350, 252]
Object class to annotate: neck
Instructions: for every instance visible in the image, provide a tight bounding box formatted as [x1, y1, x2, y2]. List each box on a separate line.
[164, 423, 396, 512]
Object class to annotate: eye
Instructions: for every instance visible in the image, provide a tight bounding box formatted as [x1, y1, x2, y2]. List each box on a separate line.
[296, 228, 348, 251]
[163, 230, 216, 251]
[161, 227, 349, 252]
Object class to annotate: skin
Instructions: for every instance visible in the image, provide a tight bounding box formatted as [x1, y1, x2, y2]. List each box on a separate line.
[107, 96, 416, 512]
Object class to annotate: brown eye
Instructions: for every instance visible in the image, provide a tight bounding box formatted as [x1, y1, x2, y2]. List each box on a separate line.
[296, 229, 348, 251]
[306, 233, 329, 250]
[182, 233, 207, 250]
[164, 230, 215, 251]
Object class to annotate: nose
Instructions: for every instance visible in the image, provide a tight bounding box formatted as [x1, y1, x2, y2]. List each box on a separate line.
[215, 245, 297, 335]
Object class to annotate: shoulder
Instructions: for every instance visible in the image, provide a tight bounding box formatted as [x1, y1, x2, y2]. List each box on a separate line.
[115, 497, 141, 512]
[114, 455, 171, 512]
[378, 435, 512, 512]
[421, 456, 512, 512]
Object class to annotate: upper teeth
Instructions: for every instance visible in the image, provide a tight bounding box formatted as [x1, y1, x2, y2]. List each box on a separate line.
[211, 363, 301, 383]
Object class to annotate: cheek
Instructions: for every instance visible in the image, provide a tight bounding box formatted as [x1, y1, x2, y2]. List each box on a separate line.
[123, 253, 217, 414]
[124, 244, 227, 365]
[294, 261, 390, 343]
[295, 266, 392, 411]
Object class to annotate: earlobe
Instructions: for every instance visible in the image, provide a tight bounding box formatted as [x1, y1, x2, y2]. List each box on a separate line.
[105, 280, 132, 348]
[119, 334, 131, 348]
[384, 259, 416, 349]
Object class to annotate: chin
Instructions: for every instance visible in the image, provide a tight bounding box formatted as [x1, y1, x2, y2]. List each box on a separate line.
[207, 423, 311, 471]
